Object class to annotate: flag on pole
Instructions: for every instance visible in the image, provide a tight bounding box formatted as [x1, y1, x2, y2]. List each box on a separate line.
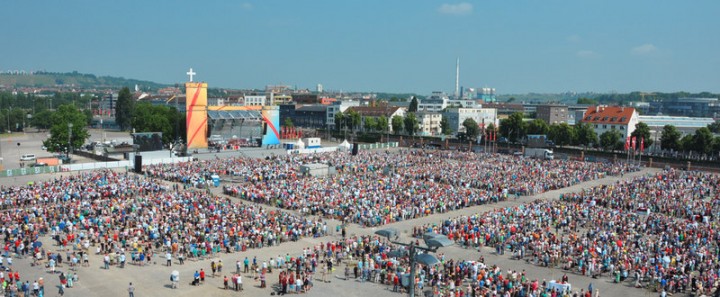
[631, 136, 637, 151]
[640, 137, 644, 152]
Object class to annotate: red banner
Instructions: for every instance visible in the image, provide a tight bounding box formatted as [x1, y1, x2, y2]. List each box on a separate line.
[640, 137, 644, 152]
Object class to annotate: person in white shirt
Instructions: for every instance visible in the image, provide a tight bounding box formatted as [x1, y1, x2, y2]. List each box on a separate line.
[166, 252, 172, 266]
[295, 278, 303, 293]
[237, 274, 242, 291]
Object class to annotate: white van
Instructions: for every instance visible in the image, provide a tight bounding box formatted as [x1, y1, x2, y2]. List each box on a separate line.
[20, 154, 36, 161]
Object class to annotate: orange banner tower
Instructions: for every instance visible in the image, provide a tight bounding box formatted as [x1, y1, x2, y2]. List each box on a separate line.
[185, 80, 209, 149]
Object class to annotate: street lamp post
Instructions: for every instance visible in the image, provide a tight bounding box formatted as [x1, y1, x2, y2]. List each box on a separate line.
[375, 229, 453, 297]
[68, 123, 73, 158]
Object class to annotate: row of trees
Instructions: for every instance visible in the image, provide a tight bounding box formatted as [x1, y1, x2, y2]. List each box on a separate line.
[36, 88, 186, 151]
[334, 110, 454, 137]
[490, 112, 720, 155]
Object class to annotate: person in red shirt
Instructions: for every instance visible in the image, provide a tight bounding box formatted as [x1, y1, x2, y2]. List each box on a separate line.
[199, 269, 205, 284]
[393, 274, 399, 292]
[280, 272, 288, 295]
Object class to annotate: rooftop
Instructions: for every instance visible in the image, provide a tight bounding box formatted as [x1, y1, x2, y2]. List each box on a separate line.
[581, 106, 636, 125]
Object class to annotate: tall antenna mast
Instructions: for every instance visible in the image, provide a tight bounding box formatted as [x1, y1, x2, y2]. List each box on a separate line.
[455, 58, 460, 98]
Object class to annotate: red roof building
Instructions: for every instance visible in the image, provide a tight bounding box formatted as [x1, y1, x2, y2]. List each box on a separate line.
[581, 105, 639, 139]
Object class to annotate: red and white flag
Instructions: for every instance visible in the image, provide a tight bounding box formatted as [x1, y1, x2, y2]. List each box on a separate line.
[631, 136, 637, 151]
[625, 136, 630, 151]
[640, 137, 644, 152]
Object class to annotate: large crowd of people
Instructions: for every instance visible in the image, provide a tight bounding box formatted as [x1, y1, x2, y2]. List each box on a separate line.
[144, 150, 635, 228]
[417, 170, 720, 295]
[0, 146, 705, 297]
[0, 169, 328, 296]
[560, 169, 720, 222]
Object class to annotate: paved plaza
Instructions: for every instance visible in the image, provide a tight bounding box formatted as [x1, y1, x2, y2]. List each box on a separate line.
[0, 145, 670, 297]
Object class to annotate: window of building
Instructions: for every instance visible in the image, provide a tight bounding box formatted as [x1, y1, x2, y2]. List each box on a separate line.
[611, 117, 617, 122]
[620, 126, 625, 130]
[585, 116, 592, 121]
[603, 125, 607, 129]
[603, 116, 609, 121]
[594, 116, 601, 121]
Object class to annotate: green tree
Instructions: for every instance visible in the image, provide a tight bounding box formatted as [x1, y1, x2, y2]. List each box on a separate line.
[130, 103, 180, 144]
[440, 115, 452, 135]
[462, 118, 479, 140]
[577, 97, 599, 105]
[526, 119, 550, 135]
[499, 112, 525, 143]
[575, 122, 598, 147]
[284, 117, 294, 128]
[486, 123, 496, 132]
[391, 115, 404, 135]
[707, 120, 720, 133]
[31, 110, 54, 130]
[408, 97, 419, 112]
[660, 125, 681, 151]
[83, 109, 94, 126]
[4, 108, 27, 132]
[679, 134, 694, 152]
[363, 117, 377, 132]
[347, 110, 361, 132]
[42, 104, 89, 153]
[404, 113, 419, 135]
[334, 113, 345, 131]
[692, 127, 714, 154]
[599, 129, 622, 152]
[115, 87, 134, 131]
[631, 122, 654, 148]
[376, 115, 388, 132]
[713, 137, 720, 155]
[548, 123, 576, 147]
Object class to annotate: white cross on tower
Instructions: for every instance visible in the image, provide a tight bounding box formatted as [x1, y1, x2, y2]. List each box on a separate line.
[186, 68, 196, 82]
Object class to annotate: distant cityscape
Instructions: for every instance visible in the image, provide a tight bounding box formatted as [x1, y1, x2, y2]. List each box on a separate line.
[0, 69, 718, 156]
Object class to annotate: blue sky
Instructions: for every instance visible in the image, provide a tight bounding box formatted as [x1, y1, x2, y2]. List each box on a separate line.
[1, 0, 718, 94]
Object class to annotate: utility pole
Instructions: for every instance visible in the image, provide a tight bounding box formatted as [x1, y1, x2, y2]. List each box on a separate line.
[68, 123, 73, 158]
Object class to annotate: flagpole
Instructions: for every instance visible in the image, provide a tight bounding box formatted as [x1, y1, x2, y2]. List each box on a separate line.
[625, 136, 630, 164]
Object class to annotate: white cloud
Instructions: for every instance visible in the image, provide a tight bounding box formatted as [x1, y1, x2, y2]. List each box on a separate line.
[631, 44, 657, 55]
[438, 3, 473, 15]
[241, 2, 253, 10]
[576, 50, 597, 58]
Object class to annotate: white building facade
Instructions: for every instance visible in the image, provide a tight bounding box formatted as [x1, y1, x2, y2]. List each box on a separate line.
[416, 112, 442, 136]
[445, 108, 498, 134]
[327, 100, 360, 128]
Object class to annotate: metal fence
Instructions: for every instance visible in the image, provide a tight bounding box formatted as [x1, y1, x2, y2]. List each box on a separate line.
[0, 166, 61, 178]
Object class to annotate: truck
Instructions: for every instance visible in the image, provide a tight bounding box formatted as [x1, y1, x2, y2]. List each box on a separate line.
[524, 148, 554, 160]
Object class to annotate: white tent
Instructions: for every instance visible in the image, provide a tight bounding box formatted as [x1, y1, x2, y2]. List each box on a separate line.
[295, 139, 306, 149]
[338, 140, 352, 151]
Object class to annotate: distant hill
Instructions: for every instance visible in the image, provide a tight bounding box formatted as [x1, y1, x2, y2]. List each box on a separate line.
[0, 71, 169, 90]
